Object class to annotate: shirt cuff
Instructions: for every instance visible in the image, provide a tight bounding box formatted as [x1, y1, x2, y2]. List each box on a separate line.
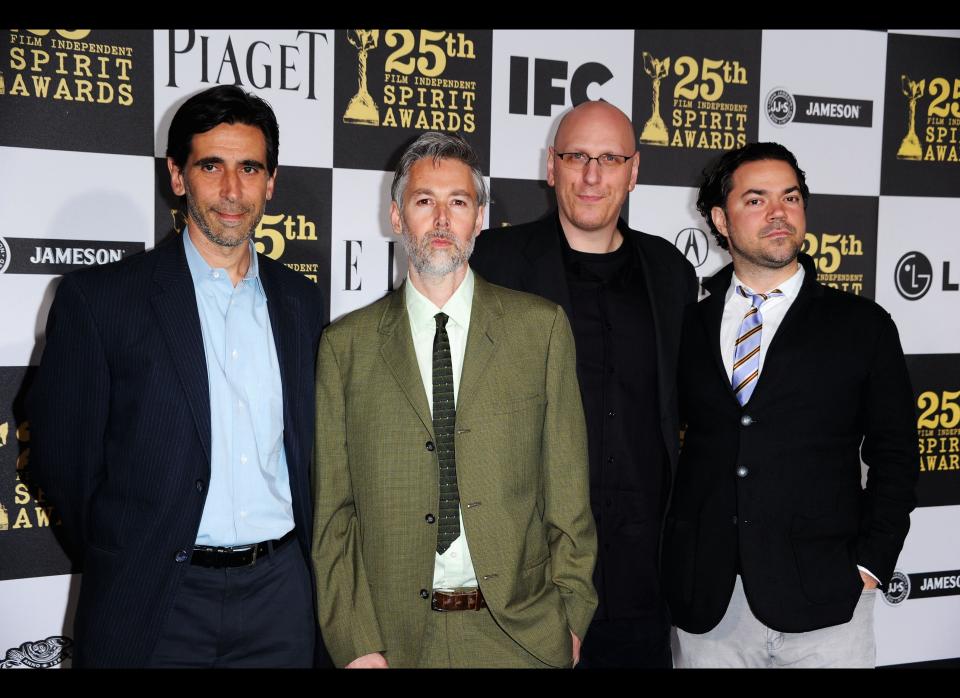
[857, 565, 881, 585]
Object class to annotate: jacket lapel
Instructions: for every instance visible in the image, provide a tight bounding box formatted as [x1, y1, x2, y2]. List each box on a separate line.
[700, 262, 737, 402]
[520, 213, 574, 320]
[150, 236, 212, 463]
[379, 284, 435, 438]
[456, 275, 502, 418]
[260, 259, 302, 467]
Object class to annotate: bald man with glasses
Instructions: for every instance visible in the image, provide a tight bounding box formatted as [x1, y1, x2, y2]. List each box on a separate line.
[471, 101, 698, 668]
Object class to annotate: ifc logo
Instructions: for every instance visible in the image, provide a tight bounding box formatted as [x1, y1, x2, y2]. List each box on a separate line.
[765, 88, 794, 127]
[883, 570, 911, 605]
[894, 251, 933, 300]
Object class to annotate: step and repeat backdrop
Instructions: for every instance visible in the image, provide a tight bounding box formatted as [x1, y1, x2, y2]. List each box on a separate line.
[0, 28, 958, 668]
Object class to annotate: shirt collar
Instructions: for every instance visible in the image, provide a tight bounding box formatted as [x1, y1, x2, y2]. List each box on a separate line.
[404, 267, 474, 335]
[182, 231, 265, 298]
[727, 263, 805, 304]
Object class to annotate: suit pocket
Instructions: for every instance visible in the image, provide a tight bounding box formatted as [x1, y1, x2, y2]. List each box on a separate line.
[790, 511, 862, 605]
[662, 517, 697, 606]
[490, 393, 545, 417]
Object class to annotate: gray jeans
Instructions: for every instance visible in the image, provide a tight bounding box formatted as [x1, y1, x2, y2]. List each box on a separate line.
[673, 575, 876, 668]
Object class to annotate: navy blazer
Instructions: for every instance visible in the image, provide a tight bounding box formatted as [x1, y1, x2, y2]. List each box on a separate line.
[28, 235, 325, 667]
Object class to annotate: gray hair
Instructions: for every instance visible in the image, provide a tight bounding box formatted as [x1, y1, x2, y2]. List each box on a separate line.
[391, 131, 488, 211]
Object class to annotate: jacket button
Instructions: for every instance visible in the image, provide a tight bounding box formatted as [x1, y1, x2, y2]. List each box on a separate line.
[425, 441, 435, 452]
[425, 513, 435, 524]
[736, 465, 749, 478]
[174, 550, 189, 563]
[740, 415, 753, 426]
[420, 589, 430, 599]
[195, 479, 205, 493]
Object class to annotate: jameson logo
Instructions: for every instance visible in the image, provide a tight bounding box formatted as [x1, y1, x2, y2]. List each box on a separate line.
[0, 237, 144, 275]
[638, 50, 749, 150]
[2, 30, 134, 106]
[765, 87, 872, 128]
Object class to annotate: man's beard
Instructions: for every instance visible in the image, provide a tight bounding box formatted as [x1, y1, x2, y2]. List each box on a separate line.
[401, 227, 475, 278]
[728, 219, 801, 270]
[185, 186, 259, 249]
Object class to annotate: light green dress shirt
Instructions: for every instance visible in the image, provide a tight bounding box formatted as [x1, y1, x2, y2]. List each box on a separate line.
[404, 269, 478, 590]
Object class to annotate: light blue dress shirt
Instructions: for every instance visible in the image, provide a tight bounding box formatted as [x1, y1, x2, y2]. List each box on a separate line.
[183, 232, 294, 547]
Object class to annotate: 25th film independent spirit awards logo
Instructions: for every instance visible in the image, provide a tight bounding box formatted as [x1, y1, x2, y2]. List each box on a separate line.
[333, 29, 492, 172]
[631, 31, 760, 188]
[1, 29, 152, 155]
[905, 354, 960, 508]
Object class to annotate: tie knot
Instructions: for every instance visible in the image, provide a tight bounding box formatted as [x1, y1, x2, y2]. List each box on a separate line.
[435, 312, 449, 330]
[738, 285, 784, 307]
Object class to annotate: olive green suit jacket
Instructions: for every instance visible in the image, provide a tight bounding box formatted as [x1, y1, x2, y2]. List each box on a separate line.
[312, 274, 597, 668]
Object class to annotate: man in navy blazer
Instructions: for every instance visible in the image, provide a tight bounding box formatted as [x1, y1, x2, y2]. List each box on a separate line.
[28, 86, 325, 668]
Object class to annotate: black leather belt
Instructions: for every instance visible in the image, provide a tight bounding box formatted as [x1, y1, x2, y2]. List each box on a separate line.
[190, 529, 296, 568]
[432, 588, 487, 612]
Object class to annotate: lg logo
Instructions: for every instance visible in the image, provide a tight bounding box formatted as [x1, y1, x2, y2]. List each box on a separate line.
[508, 56, 613, 116]
[894, 251, 958, 301]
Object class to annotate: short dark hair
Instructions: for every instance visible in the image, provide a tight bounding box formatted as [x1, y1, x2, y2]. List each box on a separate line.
[166, 85, 280, 176]
[696, 142, 810, 250]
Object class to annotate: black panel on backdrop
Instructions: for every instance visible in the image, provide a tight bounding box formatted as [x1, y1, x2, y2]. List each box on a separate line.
[0, 30, 154, 157]
[154, 159, 332, 322]
[906, 354, 960, 508]
[490, 178, 553, 229]
[802, 193, 879, 299]
[632, 30, 761, 188]
[880, 33, 960, 197]
[0, 367, 76, 581]
[333, 29, 492, 173]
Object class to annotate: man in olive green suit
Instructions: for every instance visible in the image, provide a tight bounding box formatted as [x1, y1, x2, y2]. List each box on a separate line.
[313, 132, 597, 669]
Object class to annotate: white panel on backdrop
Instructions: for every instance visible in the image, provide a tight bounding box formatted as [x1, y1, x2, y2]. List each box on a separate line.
[329, 168, 491, 322]
[0, 574, 77, 669]
[876, 505, 960, 665]
[758, 30, 886, 196]
[0, 146, 153, 366]
[628, 183, 732, 280]
[489, 30, 635, 180]
[153, 29, 334, 169]
[876, 195, 960, 354]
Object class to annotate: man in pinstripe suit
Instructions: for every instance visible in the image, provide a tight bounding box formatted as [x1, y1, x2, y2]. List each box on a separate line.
[29, 86, 326, 668]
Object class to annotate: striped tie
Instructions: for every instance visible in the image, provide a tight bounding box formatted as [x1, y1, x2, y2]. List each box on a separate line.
[432, 312, 460, 554]
[731, 286, 783, 406]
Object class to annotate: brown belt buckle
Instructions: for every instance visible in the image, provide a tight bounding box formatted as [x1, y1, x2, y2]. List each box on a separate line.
[431, 588, 485, 612]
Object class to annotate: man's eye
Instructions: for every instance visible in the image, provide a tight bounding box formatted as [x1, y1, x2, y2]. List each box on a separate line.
[600, 154, 618, 164]
[242, 166, 258, 174]
[569, 152, 587, 161]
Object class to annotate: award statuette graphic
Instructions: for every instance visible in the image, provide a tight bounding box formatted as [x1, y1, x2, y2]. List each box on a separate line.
[343, 30, 380, 126]
[639, 51, 670, 146]
[897, 75, 925, 161]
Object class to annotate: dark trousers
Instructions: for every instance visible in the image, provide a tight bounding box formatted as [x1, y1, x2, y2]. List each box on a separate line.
[147, 538, 315, 668]
[577, 618, 672, 669]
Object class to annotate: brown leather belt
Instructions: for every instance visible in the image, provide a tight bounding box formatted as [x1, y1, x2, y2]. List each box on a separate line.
[431, 588, 487, 612]
[190, 529, 296, 568]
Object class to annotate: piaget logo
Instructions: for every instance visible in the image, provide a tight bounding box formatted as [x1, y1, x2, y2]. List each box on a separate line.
[638, 50, 748, 150]
[343, 29, 478, 133]
[801, 232, 865, 295]
[1, 30, 134, 106]
[896, 74, 960, 163]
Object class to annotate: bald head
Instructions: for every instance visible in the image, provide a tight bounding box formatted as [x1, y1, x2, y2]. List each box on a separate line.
[553, 101, 636, 154]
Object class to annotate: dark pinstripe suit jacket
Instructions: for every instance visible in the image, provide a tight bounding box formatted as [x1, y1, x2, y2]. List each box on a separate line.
[28, 234, 325, 667]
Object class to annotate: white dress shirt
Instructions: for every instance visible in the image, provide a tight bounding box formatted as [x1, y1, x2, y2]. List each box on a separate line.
[404, 269, 479, 590]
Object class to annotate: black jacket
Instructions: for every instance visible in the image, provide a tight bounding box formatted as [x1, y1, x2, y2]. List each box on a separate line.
[662, 254, 918, 633]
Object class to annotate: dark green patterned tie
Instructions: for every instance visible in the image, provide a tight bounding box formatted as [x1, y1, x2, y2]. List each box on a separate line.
[433, 312, 460, 554]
